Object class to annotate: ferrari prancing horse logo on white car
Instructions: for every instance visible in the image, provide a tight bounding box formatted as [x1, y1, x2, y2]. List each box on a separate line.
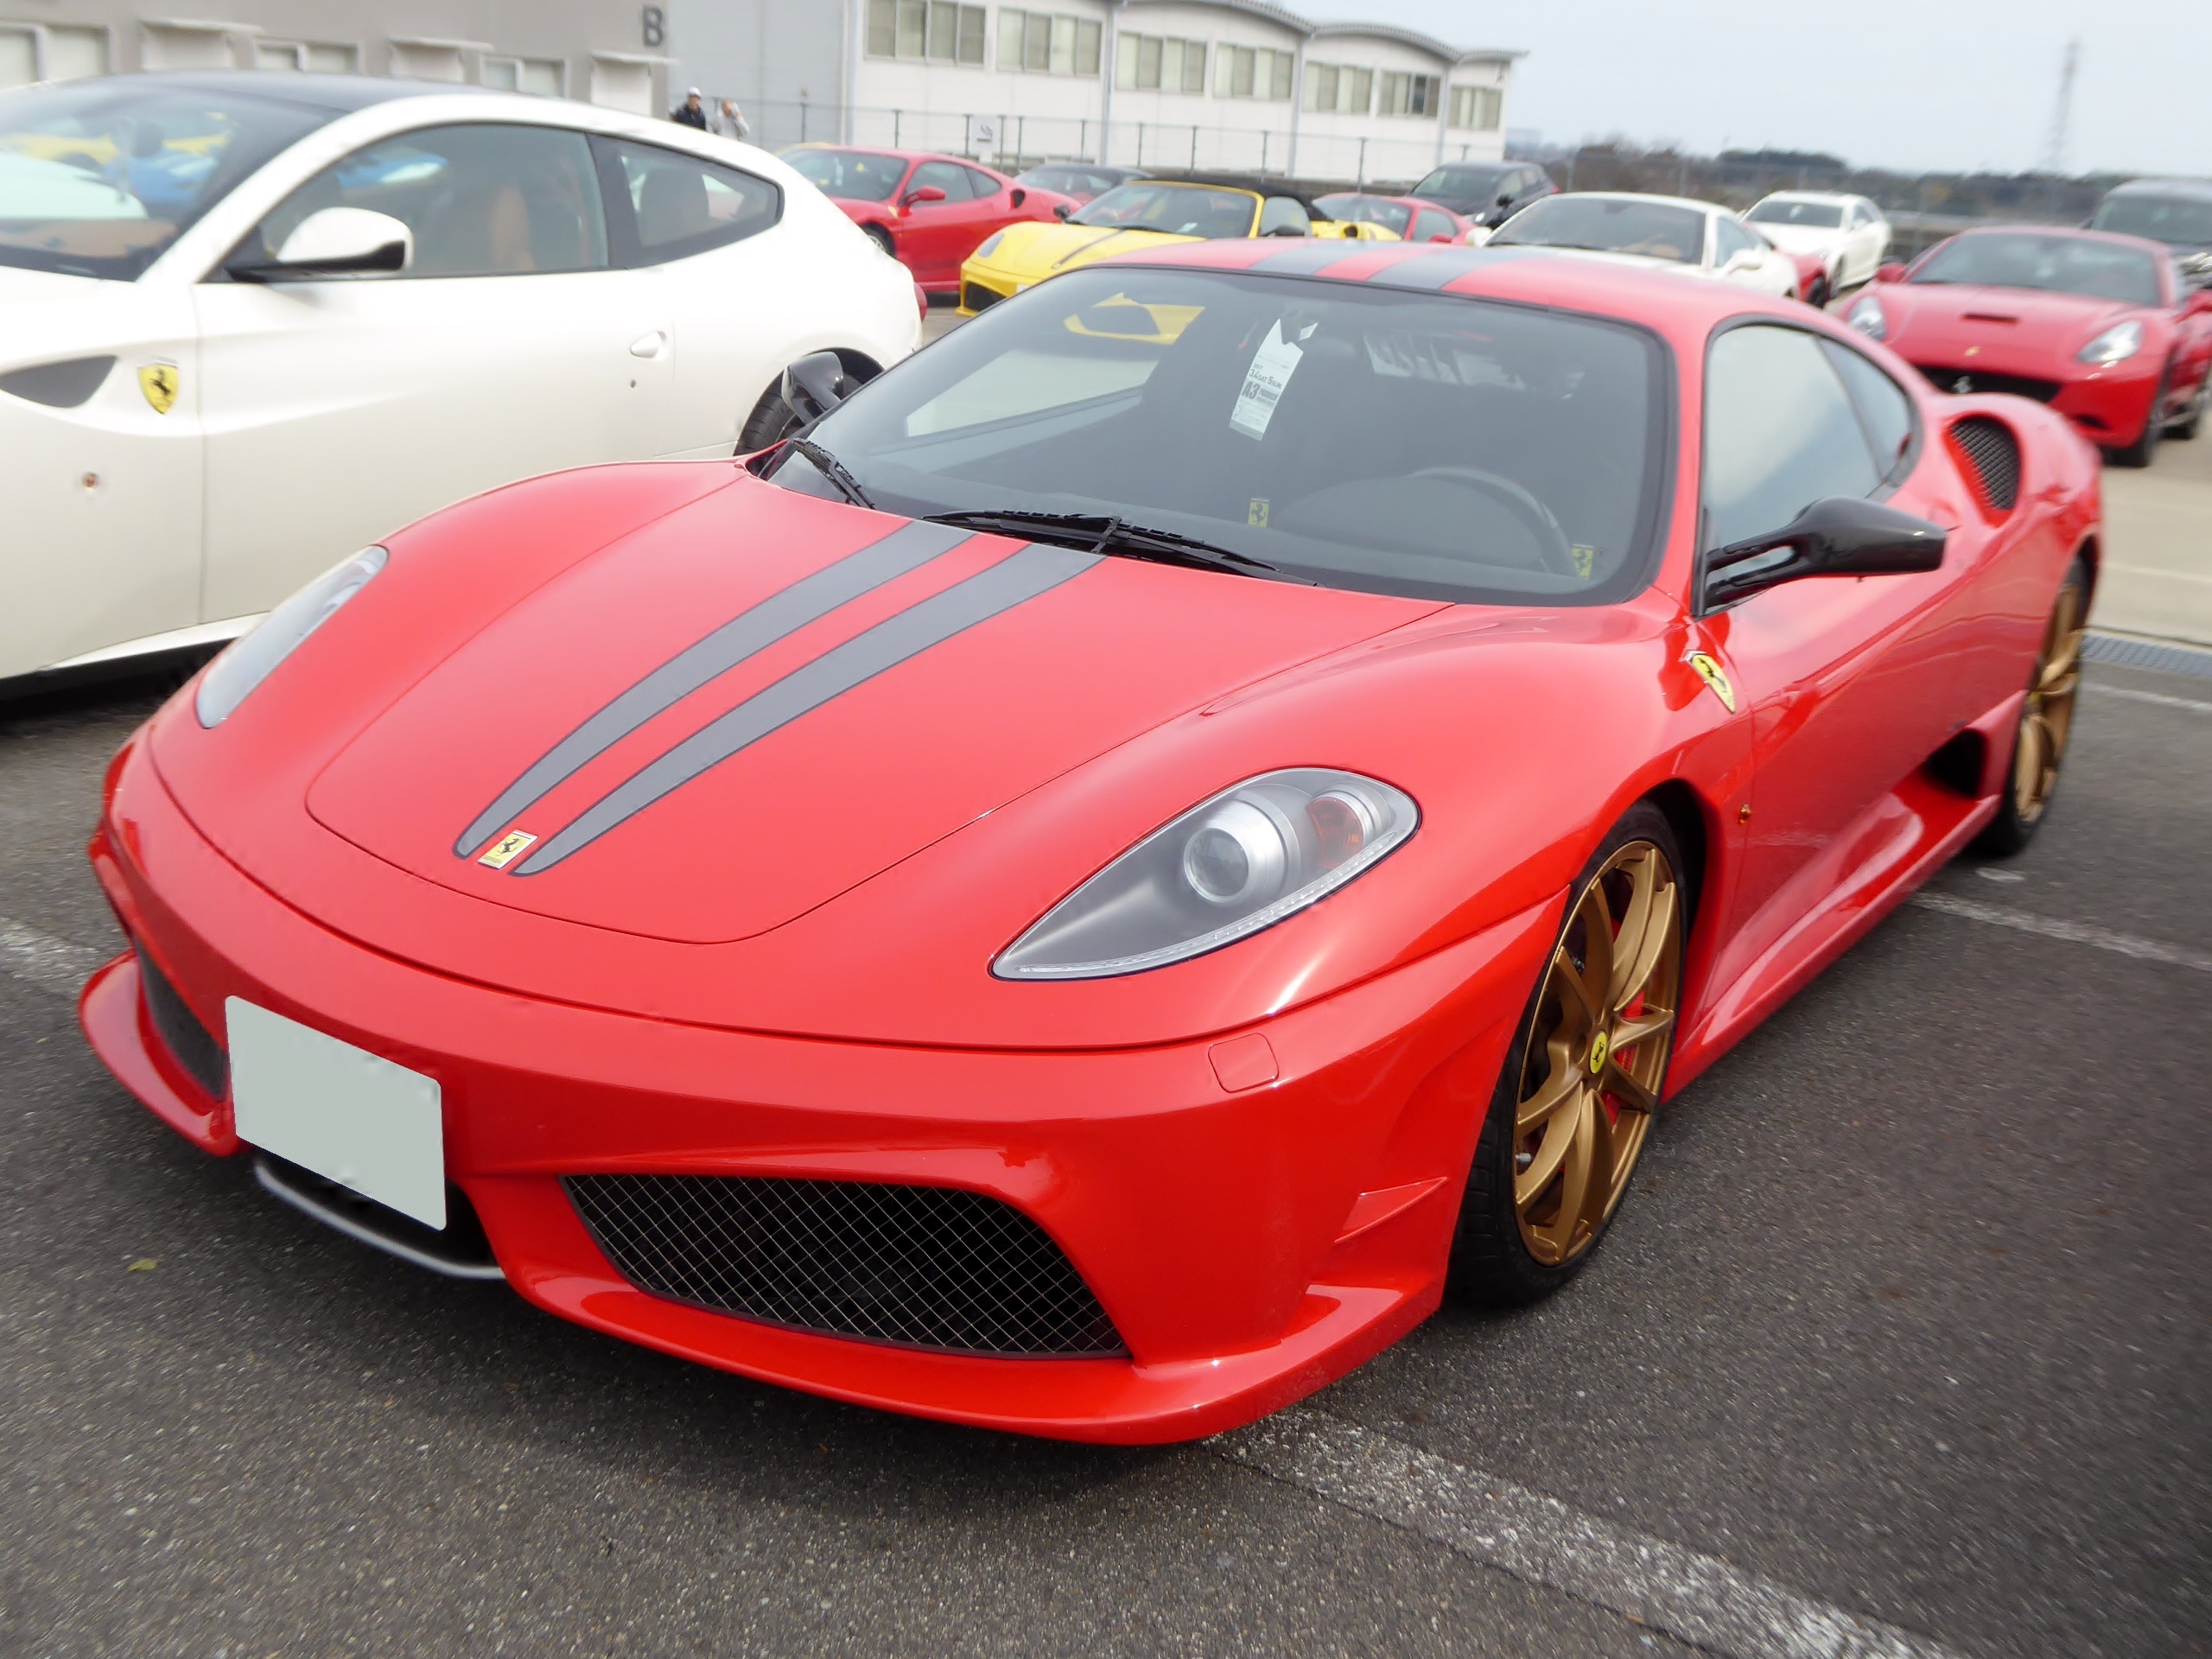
[137, 364, 179, 415]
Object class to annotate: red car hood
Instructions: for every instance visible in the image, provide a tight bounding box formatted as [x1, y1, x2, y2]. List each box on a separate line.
[1884, 282, 2148, 363]
[303, 478, 1437, 945]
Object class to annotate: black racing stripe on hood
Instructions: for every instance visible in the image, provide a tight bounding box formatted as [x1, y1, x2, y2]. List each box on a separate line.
[513, 544, 1102, 875]
[454, 519, 970, 858]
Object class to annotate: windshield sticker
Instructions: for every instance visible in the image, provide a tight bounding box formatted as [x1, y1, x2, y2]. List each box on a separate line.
[1230, 321, 1313, 441]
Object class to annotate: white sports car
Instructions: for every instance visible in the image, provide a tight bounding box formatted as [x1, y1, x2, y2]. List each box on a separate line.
[1486, 192, 1801, 300]
[0, 73, 920, 691]
[1744, 192, 1891, 304]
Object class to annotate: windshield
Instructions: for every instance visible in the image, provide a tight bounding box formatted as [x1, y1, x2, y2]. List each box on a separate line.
[782, 147, 906, 202]
[1747, 199, 1843, 228]
[2091, 194, 2212, 248]
[1019, 165, 1127, 198]
[1911, 232, 2162, 305]
[1314, 194, 1411, 238]
[1412, 165, 1507, 203]
[1071, 182, 1258, 238]
[0, 79, 334, 279]
[766, 266, 1669, 606]
[1491, 197, 1705, 264]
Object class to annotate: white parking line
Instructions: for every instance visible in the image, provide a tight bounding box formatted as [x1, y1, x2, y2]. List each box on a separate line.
[0, 917, 109, 997]
[2082, 683, 2212, 715]
[1909, 893, 2212, 973]
[1211, 1408, 1962, 1659]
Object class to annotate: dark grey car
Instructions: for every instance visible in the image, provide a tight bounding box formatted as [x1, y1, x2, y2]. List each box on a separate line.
[2091, 179, 2212, 288]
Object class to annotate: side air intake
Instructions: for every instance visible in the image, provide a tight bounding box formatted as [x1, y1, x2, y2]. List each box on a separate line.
[1948, 416, 2021, 513]
[565, 1173, 1126, 1357]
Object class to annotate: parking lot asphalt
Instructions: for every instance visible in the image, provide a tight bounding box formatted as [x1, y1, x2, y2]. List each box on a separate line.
[3, 628, 2206, 1656]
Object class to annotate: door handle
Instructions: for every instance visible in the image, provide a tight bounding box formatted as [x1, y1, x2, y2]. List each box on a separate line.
[628, 332, 665, 359]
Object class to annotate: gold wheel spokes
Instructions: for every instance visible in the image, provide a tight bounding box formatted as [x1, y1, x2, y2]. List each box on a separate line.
[2016, 582, 2086, 823]
[1512, 839, 1685, 1268]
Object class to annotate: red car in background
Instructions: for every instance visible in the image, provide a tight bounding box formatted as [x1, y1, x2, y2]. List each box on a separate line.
[1848, 226, 2212, 465]
[1312, 192, 1472, 245]
[782, 145, 1076, 296]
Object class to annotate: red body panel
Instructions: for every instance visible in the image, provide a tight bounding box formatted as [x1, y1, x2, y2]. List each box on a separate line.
[807, 148, 1076, 292]
[84, 243, 2101, 1441]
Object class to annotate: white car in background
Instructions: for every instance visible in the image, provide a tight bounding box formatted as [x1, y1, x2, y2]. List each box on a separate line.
[1745, 192, 1891, 304]
[0, 73, 918, 692]
[1487, 192, 1801, 299]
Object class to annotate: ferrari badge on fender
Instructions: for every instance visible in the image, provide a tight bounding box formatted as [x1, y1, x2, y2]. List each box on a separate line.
[137, 364, 179, 415]
[1688, 652, 1737, 713]
[477, 830, 537, 869]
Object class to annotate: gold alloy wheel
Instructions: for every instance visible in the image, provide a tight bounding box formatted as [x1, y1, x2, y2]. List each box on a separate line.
[1513, 841, 1684, 1267]
[2014, 581, 2086, 824]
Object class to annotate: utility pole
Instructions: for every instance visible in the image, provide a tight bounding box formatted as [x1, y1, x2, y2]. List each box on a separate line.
[2042, 37, 2079, 175]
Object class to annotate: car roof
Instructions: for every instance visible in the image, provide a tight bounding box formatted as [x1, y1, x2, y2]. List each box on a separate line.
[1538, 191, 1720, 216]
[1751, 191, 1863, 206]
[2106, 177, 2212, 202]
[1140, 172, 1330, 212]
[65, 71, 487, 113]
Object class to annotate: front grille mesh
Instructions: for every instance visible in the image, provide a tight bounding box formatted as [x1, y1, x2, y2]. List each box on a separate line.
[1918, 365, 2060, 404]
[139, 950, 227, 1100]
[565, 1174, 1124, 1357]
[1948, 415, 2022, 512]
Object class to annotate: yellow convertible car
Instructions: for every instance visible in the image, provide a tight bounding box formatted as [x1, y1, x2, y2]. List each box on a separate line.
[958, 174, 1393, 315]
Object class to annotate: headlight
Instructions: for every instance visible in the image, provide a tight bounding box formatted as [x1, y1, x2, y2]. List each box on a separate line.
[993, 767, 1418, 980]
[2076, 320, 2143, 365]
[973, 230, 1007, 262]
[195, 545, 387, 727]
[1847, 292, 1886, 340]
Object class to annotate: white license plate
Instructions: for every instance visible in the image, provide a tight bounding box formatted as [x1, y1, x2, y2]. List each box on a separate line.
[226, 999, 446, 1229]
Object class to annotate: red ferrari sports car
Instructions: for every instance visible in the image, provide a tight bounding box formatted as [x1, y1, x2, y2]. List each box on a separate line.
[84, 240, 2099, 1444]
[1849, 225, 2212, 465]
[780, 144, 1075, 296]
[1312, 192, 1473, 245]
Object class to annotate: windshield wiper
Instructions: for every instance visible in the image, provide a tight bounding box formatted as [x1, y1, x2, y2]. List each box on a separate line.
[784, 437, 875, 510]
[924, 510, 1307, 582]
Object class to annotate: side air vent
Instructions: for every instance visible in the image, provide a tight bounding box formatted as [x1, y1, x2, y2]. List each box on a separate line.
[138, 950, 228, 1101]
[1, 355, 117, 410]
[1948, 415, 2020, 513]
[566, 1173, 1126, 1357]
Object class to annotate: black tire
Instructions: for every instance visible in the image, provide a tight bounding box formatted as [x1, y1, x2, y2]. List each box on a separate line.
[735, 378, 797, 454]
[1804, 273, 1832, 310]
[2104, 367, 2169, 467]
[862, 222, 896, 259]
[1974, 555, 2088, 856]
[1448, 801, 1690, 1307]
[2167, 371, 2208, 441]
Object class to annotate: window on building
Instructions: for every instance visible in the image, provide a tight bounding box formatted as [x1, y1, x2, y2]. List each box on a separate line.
[1216, 43, 1294, 100]
[480, 56, 561, 93]
[1449, 84, 1502, 130]
[868, 0, 986, 64]
[1301, 61, 1373, 114]
[1379, 71, 1440, 118]
[1114, 33, 1206, 93]
[2, 23, 108, 85]
[999, 10, 1103, 76]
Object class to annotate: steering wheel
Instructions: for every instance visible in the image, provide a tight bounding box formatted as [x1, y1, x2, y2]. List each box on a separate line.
[1409, 467, 1579, 578]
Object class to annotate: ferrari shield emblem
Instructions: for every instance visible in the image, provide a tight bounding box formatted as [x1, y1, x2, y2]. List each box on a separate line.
[137, 363, 179, 415]
[478, 830, 537, 869]
[1688, 652, 1737, 713]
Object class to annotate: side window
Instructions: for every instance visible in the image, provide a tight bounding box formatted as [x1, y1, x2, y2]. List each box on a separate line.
[1703, 324, 1881, 550]
[1712, 216, 1756, 264]
[907, 161, 972, 201]
[597, 139, 781, 265]
[1258, 195, 1312, 236]
[962, 166, 1003, 200]
[253, 123, 607, 277]
[1821, 338, 1916, 481]
[1414, 210, 1455, 242]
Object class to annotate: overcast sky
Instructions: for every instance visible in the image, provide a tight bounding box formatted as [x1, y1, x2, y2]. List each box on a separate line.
[1346, 0, 2211, 178]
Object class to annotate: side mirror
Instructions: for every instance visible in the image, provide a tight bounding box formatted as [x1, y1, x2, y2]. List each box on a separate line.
[228, 207, 412, 282]
[1496, 192, 1513, 207]
[1720, 249, 1760, 274]
[779, 351, 850, 430]
[1008, 187, 1025, 207]
[899, 184, 947, 213]
[1702, 497, 1946, 608]
[1053, 201, 1072, 220]
[1874, 262, 1905, 284]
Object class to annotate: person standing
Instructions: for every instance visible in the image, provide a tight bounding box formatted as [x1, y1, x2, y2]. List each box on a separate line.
[671, 87, 708, 130]
[713, 98, 751, 141]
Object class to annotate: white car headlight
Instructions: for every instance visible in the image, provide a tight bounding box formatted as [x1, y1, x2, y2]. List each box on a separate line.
[993, 768, 1418, 980]
[973, 230, 1007, 262]
[195, 546, 387, 727]
[2076, 320, 2143, 365]
[1847, 292, 1886, 340]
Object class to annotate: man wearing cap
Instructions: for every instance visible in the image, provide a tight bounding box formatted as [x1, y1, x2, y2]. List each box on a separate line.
[671, 87, 708, 129]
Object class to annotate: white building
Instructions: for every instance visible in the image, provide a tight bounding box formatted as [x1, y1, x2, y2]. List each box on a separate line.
[677, 0, 1520, 187]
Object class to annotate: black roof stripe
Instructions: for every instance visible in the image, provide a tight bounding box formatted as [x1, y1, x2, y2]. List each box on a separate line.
[1249, 242, 1366, 275]
[1364, 246, 1555, 289]
[454, 518, 969, 858]
[513, 545, 1102, 875]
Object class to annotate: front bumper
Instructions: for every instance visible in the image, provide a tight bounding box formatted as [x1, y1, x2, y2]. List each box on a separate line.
[957, 263, 1018, 316]
[1910, 353, 2164, 448]
[82, 733, 1551, 1443]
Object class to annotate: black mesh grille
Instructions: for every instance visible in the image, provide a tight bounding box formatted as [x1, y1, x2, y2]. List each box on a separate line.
[1949, 415, 2022, 512]
[961, 282, 1004, 314]
[1916, 365, 2059, 404]
[565, 1174, 1125, 1357]
[139, 950, 227, 1100]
